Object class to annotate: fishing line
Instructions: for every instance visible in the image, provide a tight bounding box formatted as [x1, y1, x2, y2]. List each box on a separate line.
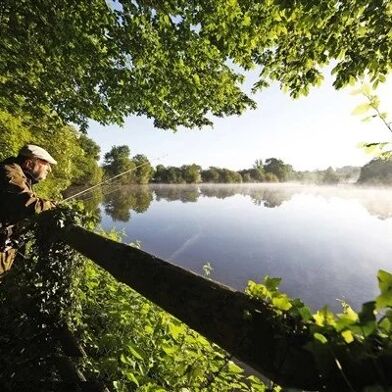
[61, 154, 168, 203]
[77, 184, 129, 204]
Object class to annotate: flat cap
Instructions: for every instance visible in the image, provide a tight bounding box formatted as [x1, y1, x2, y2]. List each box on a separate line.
[18, 144, 57, 165]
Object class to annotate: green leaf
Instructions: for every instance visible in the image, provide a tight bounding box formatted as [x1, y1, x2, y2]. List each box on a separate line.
[298, 306, 313, 321]
[168, 322, 185, 338]
[376, 270, 392, 310]
[161, 343, 177, 355]
[264, 276, 281, 292]
[313, 332, 328, 344]
[125, 372, 139, 386]
[379, 317, 391, 332]
[341, 303, 358, 321]
[243, 15, 251, 26]
[193, 74, 201, 86]
[128, 343, 144, 361]
[350, 321, 377, 337]
[227, 361, 244, 374]
[378, 270, 392, 293]
[313, 306, 336, 327]
[272, 294, 292, 311]
[352, 103, 371, 115]
[341, 330, 354, 344]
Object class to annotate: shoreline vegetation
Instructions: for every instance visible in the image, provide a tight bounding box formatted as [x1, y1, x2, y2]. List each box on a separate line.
[99, 144, 392, 188]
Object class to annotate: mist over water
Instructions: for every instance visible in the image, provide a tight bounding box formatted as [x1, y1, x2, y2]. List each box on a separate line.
[99, 184, 392, 311]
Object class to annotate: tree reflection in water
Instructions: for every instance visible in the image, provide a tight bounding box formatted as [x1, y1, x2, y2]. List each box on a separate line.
[90, 183, 392, 222]
[103, 185, 153, 222]
[154, 184, 200, 203]
[198, 184, 292, 208]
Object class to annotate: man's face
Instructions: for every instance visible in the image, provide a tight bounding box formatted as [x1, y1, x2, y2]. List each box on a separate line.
[27, 158, 52, 181]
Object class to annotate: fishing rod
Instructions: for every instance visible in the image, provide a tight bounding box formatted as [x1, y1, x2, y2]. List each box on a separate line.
[61, 154, 168, 203]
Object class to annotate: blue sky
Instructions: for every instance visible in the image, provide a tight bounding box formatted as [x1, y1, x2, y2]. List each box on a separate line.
[87, 70, 391, 171]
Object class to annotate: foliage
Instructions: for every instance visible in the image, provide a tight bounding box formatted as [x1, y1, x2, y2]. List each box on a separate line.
[357, 158, 392, 185]
[103, 146, 155, 185]
[263, 172, 279, 183]
[352, 84, 392, 160]
[1, 0, 390, 130]
[152, 160, 363, 184]
[201, 167, 242, 183]
[132, 154, 154, 184]
[0, 204, 91, 388]
[263, 158, 294, 182]
[71, 134, 104, 187]
[103, 145, 136, 185]
[246, 272, 392, 390]
[295, 166, 360, 184]
[181, 164, 202, 184]
[201, 167, 221, 183]
[321, 167, 340, 185]
[72, 258, 268, 392]
[152, 166, 179, 183]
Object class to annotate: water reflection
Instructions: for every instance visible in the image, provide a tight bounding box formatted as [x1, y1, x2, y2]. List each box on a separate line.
[154, 185, 200, 203]
[103, 185, 153, 222]
[96, 183, 392, 222]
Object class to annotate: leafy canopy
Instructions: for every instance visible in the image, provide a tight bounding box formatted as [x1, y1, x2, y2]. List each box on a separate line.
[1, 0, 391, 130]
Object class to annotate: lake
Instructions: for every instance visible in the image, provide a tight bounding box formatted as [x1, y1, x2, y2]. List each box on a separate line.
[98, 183, 392, 311]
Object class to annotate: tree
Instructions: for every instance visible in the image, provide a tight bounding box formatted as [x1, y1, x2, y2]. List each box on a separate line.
[239, 168, 265, 182]
[264, 172, 279, 183]
[239, 170, 251, 183]
[166, 167, 184, 183]
[132, 154, 154, 184]
[153, 164, 166, 183]
[202, 167, 221, 183]
[321, 167, 340, 184]
[153, 165, 184, 183]
[264, 158, 293, 182]
[249, 168, 265, 182]
[1, 0, 390, 130]
[70, 135, 103, 187]
[103, 145, 135, 184]
[335, 166, 360, 183]
[181, 164, 202, 184]
[221, 169, 242, 183]
[357, 158, 392, 185]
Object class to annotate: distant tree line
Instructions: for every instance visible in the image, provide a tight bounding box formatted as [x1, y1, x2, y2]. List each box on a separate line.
[101, 145, 367, 185]
[102, 144, 392, 186]
[73, 143, 392, 187]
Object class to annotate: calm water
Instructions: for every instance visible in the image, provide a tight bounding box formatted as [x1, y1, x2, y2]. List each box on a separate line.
[99, 184, 392, 311]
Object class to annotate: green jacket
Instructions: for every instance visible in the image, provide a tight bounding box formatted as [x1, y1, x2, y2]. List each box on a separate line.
[0, 157, 54, 246]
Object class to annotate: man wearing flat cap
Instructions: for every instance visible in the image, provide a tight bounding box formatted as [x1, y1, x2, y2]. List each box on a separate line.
[0, 144, 57, 277]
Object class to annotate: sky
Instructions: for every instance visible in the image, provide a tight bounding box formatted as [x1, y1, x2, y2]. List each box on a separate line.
[87, 69, 392, 172]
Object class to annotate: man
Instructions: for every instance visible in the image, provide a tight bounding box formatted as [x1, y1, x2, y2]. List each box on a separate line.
[0, 144, 57, 277]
